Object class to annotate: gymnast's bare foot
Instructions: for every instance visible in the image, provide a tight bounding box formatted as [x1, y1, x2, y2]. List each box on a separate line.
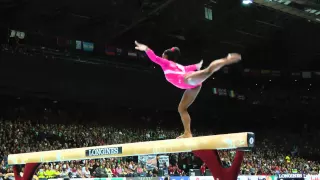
[176, 132, 193, 139]
[226, 53, 242, 64]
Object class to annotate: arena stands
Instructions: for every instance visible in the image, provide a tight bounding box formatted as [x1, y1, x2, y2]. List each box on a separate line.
[0, 95, 319, 180]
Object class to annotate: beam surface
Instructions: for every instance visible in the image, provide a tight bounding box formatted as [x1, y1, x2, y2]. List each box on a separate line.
[8, 132, 255, 165]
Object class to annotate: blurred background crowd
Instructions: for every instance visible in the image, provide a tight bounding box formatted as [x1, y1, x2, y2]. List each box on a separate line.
[0, 95, 319, 180]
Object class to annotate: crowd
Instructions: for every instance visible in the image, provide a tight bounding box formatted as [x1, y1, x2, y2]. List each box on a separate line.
[0, 118, 319, 180]
[0, 95, 319, 180]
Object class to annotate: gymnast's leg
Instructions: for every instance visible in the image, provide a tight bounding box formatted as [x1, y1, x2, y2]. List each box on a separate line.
[177, 85, 202, 139]
[185, 53, 241, 86]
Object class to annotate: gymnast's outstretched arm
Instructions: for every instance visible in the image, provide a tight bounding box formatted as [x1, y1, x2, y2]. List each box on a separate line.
[135, 41, 170, 67]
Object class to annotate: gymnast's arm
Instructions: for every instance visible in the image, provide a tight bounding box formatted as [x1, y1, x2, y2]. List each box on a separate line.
[135, 41, 170, 67]
[145, 48, 170, 67]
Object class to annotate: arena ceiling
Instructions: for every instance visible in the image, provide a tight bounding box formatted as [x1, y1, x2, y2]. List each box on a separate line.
[0, 0, 320, 69]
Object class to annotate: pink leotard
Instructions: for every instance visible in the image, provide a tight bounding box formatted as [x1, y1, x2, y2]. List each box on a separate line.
[145, 48, 201, 89]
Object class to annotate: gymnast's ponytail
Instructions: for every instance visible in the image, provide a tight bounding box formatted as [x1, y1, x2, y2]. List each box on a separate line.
[163, 47, 181, 62]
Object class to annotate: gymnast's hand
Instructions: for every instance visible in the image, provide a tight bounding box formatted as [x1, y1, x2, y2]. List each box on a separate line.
[135, 41, 148, 51]
[196, 60, 203, 70]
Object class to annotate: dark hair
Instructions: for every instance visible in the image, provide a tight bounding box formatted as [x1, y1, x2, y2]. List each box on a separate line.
[163, 47, 181, 62]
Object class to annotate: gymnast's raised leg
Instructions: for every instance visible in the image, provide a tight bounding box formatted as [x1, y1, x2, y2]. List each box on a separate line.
[185, 53, 241, 86]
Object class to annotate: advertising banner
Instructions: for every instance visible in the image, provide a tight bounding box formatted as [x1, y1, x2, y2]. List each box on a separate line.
[190, 175, 277, 180]
[85, 147, 122, 157]
[169, 176, 190, 180]
[190, 176, 214, 180]
[237, 176, 277, 180]
[105, 46, 116, 55]
[138, 155, 157, 170]
[83, 42, 94, 52]
[127, 178, 159, 180]
[278, 174, 305, 180]
[76, 40, 82, 50]
[158, 155, 170, 169]
[49, 178, 125, 180]
[306, 175, 320, 180]
[138, 155, 169, 170]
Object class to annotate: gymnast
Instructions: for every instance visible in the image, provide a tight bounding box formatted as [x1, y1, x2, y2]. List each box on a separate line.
[135, 41, 241, 138]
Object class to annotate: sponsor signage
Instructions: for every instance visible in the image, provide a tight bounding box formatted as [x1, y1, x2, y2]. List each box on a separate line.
[138, 155, 169, 171]
[190, 176, 276, 180]
[237, 176, 276, 180]
[85, 147, 122, 157]
[307, 175, 320, 180]
[49, 178, 125, 180]
[190, 176, 214, 180]
[158, 155, 170, 169]
[170, 177, 190, 180]
[279, 174, 305, 179]
[127, 177, 159, 180]
[138, 155, 157, 170]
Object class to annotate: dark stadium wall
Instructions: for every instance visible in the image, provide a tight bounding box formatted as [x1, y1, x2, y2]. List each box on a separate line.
[0, 52, 204, 109]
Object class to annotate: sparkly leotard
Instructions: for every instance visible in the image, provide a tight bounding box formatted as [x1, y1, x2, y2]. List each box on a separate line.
[145, 49, 201, 89]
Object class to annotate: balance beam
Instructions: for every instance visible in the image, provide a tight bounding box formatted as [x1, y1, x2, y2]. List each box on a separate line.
[8, 132, 254, 165]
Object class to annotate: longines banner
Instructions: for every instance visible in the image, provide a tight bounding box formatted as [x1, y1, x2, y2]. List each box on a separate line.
[85, 147, 122, 157]
[278, 174, 306, 180]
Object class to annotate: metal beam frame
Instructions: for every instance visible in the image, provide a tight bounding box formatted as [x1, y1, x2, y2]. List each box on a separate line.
[109, 0, 178, 42]
[254, 0, 320, 23]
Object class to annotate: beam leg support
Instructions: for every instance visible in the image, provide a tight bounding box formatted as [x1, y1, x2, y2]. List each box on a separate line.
[193, 150, 244, 180]
[13, 163, 40, 180]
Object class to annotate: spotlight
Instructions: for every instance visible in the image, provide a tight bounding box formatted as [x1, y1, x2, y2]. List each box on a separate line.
[242, 0, 253, 4]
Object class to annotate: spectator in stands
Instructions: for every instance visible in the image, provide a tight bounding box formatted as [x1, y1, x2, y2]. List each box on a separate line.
[116, 164, 124, 177]
[83, 166, 91, 178]
[152, 167, 159, 177]
[111, 164, 117, 177]
[95, 163, 108, 177]
[147, 170, 153, 177]
[105, 164, 112, 177]
[60, 167, 69, 179]
[0, 164, 6, 180]
[75, 165, 83, 178]
[36, 165, 46, 180]
[70, 165, 77, 178]
[200, 163, 206, 176]
[136, 165, 144, 176]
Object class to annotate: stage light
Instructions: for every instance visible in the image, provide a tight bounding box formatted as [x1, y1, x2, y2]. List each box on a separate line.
[242, 0, 253, 5]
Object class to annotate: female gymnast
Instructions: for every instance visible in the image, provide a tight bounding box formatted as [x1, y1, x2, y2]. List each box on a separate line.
[135, 41, 241, 138]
